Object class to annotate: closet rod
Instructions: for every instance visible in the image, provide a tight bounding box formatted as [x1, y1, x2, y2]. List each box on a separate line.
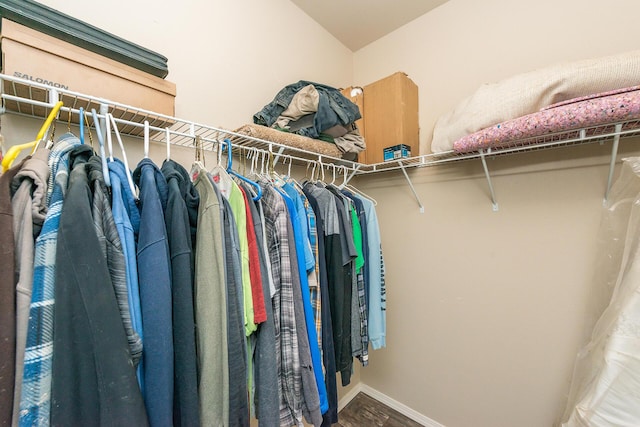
[1, 92, 366, 176]
[0, 73, 364, 173]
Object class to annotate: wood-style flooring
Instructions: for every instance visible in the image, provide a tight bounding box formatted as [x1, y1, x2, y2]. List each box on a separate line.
[337, 392, 424, 426]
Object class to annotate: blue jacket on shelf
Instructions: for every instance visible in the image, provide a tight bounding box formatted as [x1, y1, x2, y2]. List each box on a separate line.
[253, 80, 361, 139]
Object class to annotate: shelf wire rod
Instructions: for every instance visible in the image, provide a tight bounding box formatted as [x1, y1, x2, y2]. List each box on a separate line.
[603, 123, 623, 205]
[343, 164, 362, 186]
[273, 145, 286, 167]
[397, 160, 424, 213]
[479, 148, 499, 211]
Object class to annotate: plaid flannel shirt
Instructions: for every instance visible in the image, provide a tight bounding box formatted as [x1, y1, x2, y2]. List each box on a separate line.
[260, 184, 302, 427]
[20, 134, 81, 426]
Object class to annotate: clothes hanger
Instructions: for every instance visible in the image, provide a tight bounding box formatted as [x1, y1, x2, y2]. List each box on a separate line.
[283, 156, 305, 192]
[78, 107, 84, 144]
[143, 120, 150, 159]
[107, 113, 138, 199]
[1, 100, 63, 172]
[165, 127, 171, 161]
[339, 165, 378, 206]
[90, 108, 112, 188]
[223, 138, 262, 201]
[82, 107, 95, 148]
[189, 134, 207, 181]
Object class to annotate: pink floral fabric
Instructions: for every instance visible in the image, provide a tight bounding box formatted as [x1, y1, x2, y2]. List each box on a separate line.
[452, 85, 640, 153]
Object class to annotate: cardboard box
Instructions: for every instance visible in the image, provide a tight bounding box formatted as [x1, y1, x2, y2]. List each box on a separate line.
[360, 72, 419, 164]
[0, 19, 176, 133]
[383, 144, 411, 161]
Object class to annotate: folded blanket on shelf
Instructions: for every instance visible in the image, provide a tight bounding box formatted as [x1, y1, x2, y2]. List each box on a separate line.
[431, 49, 640, 153]
[233, 123, 343, 158]
[452, 85, 640, 153]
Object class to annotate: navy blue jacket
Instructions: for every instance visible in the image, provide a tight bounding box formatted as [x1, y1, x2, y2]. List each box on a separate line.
[133, 158, 174, 427]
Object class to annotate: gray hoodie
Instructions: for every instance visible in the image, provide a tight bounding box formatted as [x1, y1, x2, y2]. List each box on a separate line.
[10, 148, 50, 425]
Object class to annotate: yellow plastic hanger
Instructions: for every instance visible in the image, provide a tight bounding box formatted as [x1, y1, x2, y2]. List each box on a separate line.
[1, 101, 64, 172]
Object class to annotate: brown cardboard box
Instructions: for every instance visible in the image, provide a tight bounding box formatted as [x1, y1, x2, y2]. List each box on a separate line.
[0, 19, 176, 132]
[358, 72, 419, 164]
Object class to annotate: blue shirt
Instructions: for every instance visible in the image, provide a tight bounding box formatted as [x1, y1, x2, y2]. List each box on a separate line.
[133, 158, 174, 426]
[353, 196, 386, 350]
[108, 159, 144, 390]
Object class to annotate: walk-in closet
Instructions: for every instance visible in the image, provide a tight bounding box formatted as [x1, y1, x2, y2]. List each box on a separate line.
[1, 0, 640, 426]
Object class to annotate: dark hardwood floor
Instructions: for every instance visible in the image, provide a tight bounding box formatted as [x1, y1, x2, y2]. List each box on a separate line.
[338, 392, 424, 426]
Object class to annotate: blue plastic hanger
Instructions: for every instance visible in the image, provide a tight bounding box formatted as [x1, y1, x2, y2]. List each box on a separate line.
[91, 108, 111, 188]
[79, 107, 84, 144]
[223, 138, 262, 201]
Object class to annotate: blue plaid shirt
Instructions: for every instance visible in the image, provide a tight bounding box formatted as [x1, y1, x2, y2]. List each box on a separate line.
[19, 133, 81, 426]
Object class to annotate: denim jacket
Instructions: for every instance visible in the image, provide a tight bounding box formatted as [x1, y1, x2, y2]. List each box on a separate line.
[253, 80, 361, 139]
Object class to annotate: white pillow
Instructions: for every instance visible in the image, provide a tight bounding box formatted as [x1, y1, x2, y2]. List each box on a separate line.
[431, 50, 640, 153]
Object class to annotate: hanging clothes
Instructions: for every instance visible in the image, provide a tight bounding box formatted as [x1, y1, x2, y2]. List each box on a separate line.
[20, 133, 81, 427]
[239, 182, 280, 426]
[260, 183, 304, 426]
[161, 160, 201, 427]
[343, 190, 369, 366]
[10, 148, 49, 424]
[280, 184, 329, 416]
[211, 166, 257, 335]
[355, 195, 386, 350]
[295, 187, 324, 368]
[88, 156, 143, 366]
[304, 182, 354, 387]
[50, 146, 148, 426]
[302, 188, 339, 426]
[133, 158, 174, 427]
[239, 186, 267, 326]
[0, 156, 27, 426]
[220, 192, 250, 427]
[108, 159, 145, 388]
[283, 197, 323, 426]
[192, 165, 229, 426]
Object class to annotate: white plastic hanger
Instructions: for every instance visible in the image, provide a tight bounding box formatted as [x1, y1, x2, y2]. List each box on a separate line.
[90, 108, 111, 188]
[190, 133, 208, 181]
[165, 127, 171, 161]
[106, 113, 138, 200]
[340, 165, 377, 205]
[143, 120, 150, 159]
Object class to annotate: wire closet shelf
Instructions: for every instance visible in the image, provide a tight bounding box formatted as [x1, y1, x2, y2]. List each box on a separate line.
[2, 73, 640, 179]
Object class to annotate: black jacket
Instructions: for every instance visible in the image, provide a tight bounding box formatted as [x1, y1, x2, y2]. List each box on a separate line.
[161, 160, 200, 427]
[51, 146, 148, 426]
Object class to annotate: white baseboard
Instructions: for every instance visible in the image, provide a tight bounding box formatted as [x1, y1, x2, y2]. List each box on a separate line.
[337, 382, 363, 412]
[338, 383, 446, 427]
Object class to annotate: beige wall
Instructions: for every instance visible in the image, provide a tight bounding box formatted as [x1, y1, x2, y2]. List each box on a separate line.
[352, 0, 640, 426]
[354, 0, 640, 156]
[36, 0, 353, 129]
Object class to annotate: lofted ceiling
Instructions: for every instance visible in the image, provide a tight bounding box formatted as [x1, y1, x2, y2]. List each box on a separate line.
[289, 0, 450, 51]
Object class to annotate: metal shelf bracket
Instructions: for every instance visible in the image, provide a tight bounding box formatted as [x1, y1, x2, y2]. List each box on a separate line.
[398, 161, 425, 213]
[479, 149, 499, 211]
[603, 123, 623, 205]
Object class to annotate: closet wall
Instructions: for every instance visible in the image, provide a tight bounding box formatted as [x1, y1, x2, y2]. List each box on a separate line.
[351, 0, 640, 426]
[34, 0, 354, 129]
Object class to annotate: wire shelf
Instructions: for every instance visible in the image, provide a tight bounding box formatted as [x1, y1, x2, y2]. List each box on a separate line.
[2, 72, 639, 180]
